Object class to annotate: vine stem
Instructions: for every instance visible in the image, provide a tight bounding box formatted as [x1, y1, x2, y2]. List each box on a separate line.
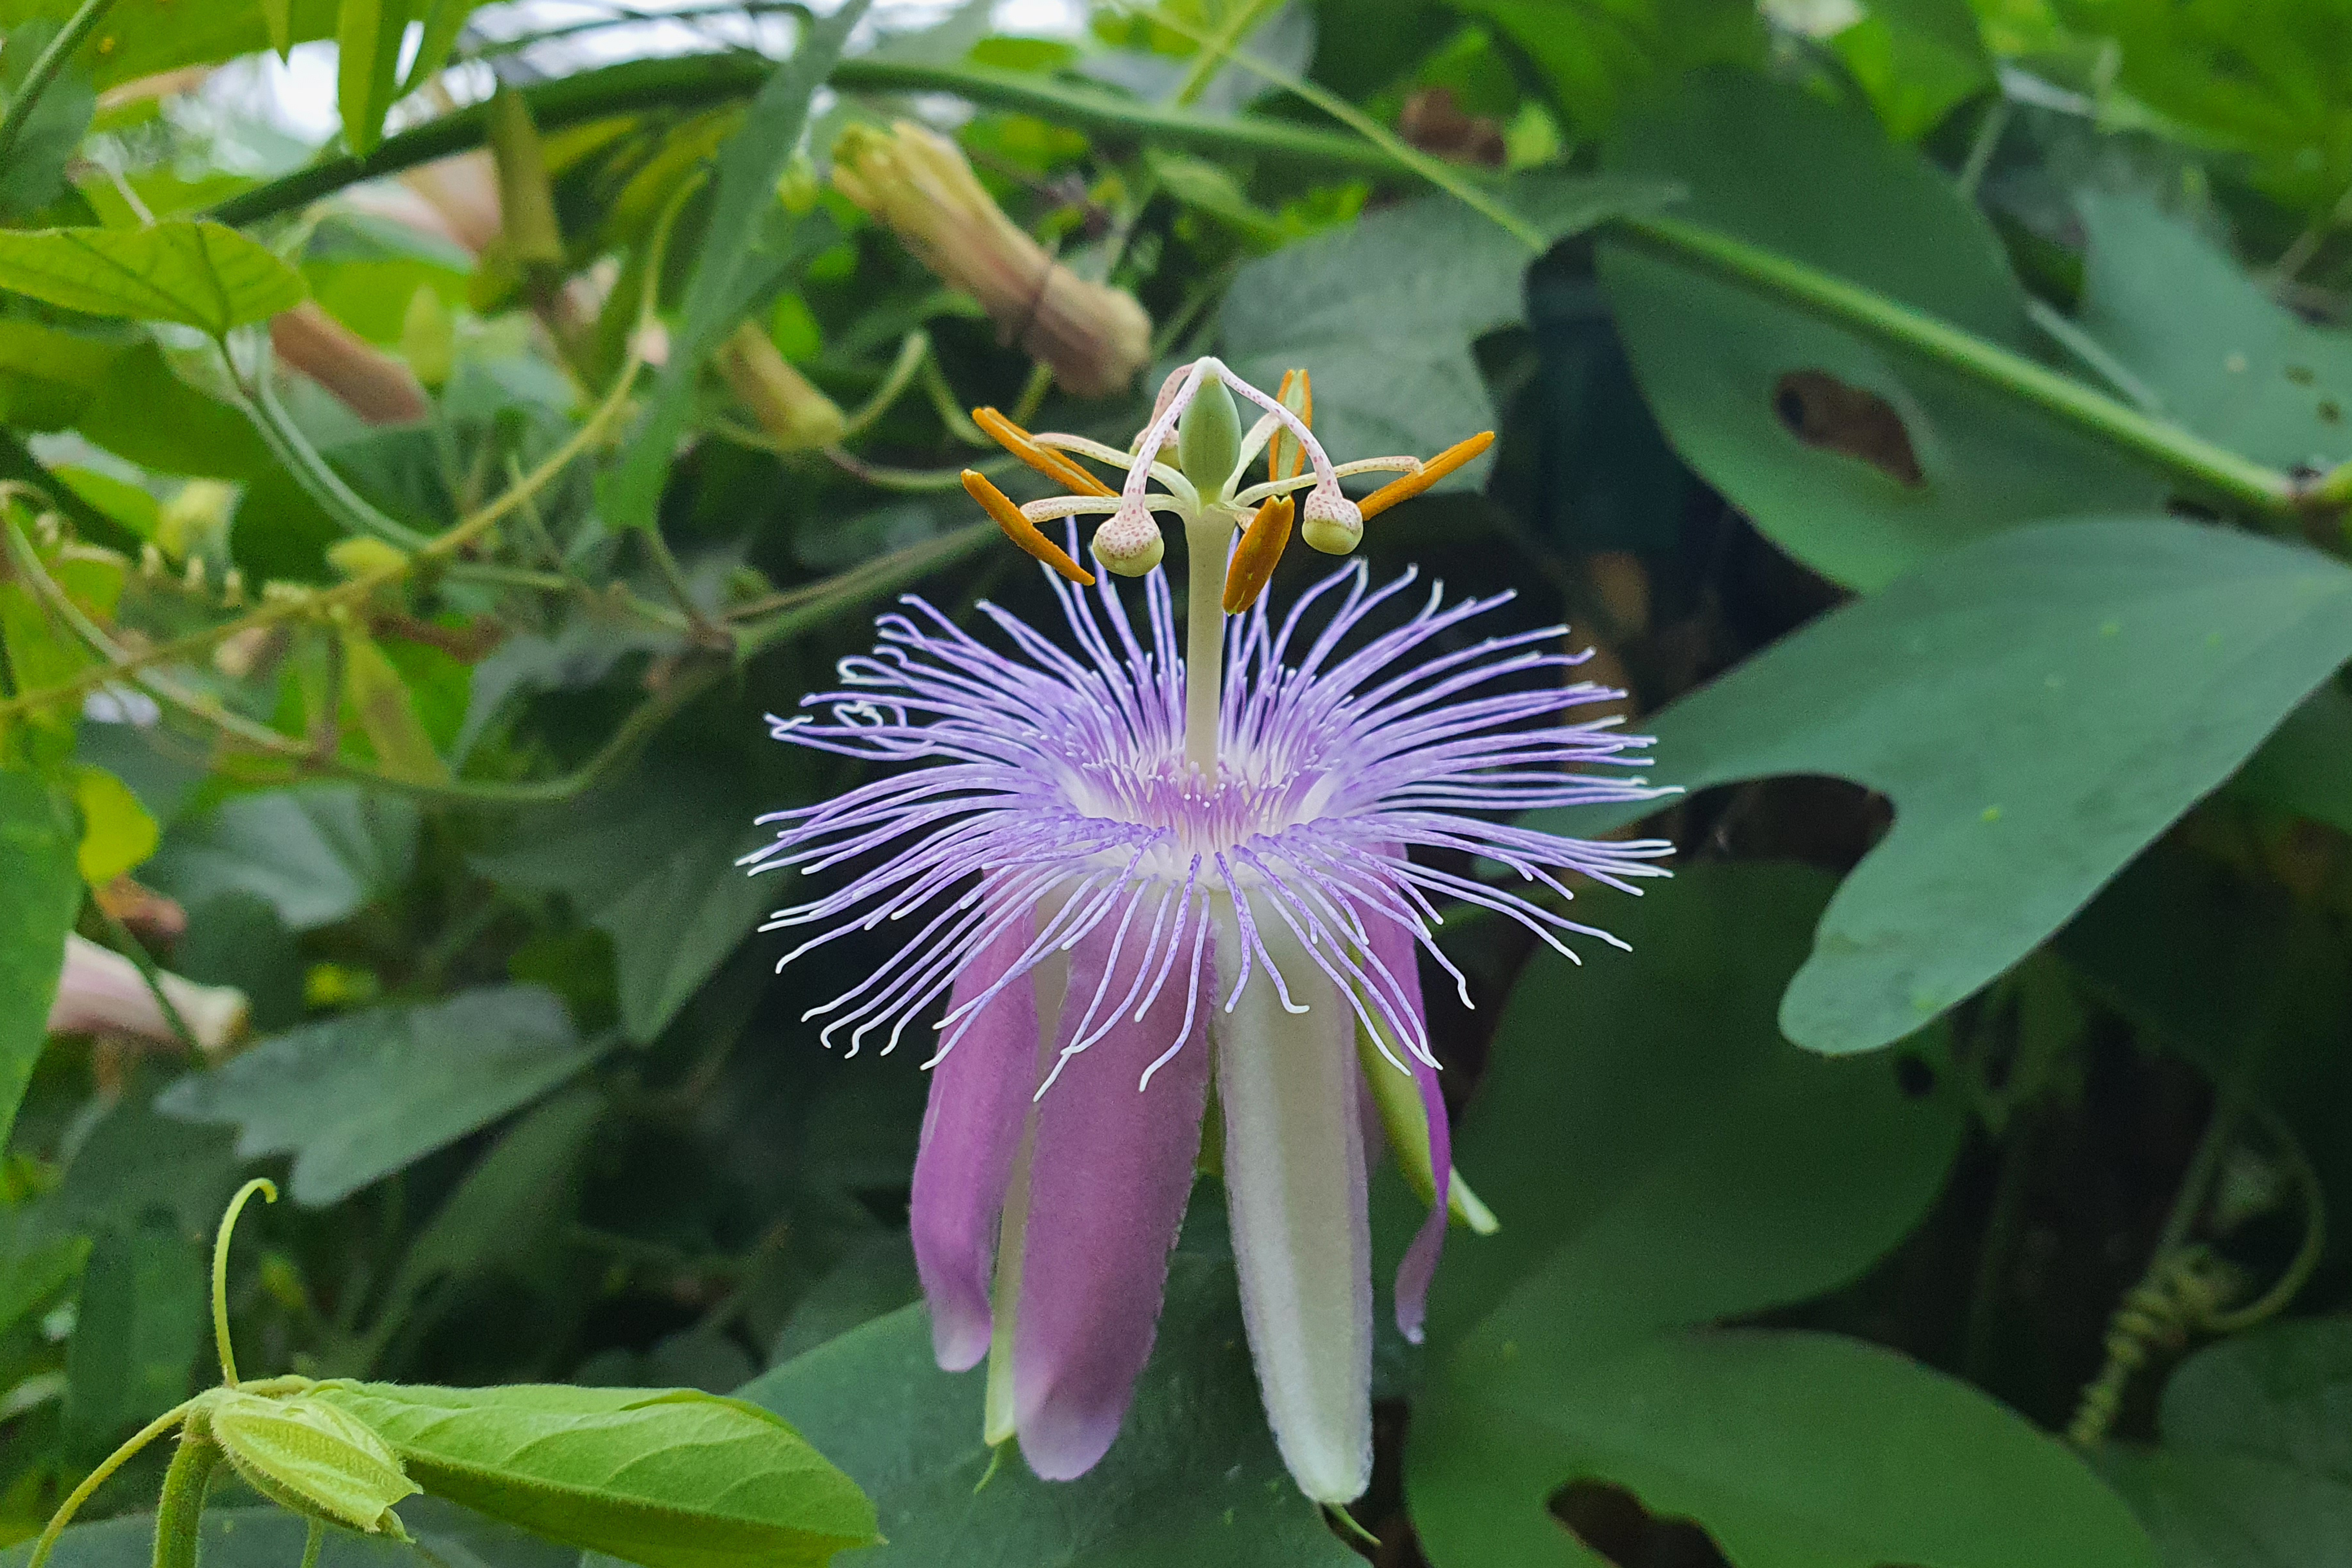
[212, 1179, 279, 1388]
[0, 0, 115, 168]
[151, 1412, 219, 1568]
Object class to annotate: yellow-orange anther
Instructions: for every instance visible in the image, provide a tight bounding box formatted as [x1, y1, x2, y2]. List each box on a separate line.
[962, 470, 1096, 586]
[973, 407, 1116, 498]
[1223, 494, 1296, 614]
[1269, 369, 1312, 484]
[1358, 430, 1495, 520]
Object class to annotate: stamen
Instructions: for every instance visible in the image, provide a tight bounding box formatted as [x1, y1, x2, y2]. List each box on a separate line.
[973, 406, 1116, 497]
[1223, 495, 1295, 614]
[1358, 431, 1495, 520]
[961, 470, 1096, 585]
[1269, 369, 1311, 484]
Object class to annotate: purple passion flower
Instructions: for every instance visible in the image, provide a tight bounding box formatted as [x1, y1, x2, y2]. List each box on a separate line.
[748, 359, 1670, 1503]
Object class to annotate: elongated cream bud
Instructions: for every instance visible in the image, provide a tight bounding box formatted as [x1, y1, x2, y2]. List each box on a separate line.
[717, 322, 846, 450]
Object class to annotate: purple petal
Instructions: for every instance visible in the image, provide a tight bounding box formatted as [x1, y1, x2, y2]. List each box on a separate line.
[1013, 902, 1212, 1480]
[910, 912, 1041, 1372]
[1368, 915, 1448, 1344]
[1217, 898, 1373, 1504]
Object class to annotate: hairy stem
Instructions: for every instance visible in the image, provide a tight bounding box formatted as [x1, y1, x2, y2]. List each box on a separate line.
[151, 1414, 219, 1568]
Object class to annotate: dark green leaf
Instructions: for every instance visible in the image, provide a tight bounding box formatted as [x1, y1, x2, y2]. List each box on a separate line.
[472, 767, 776, 1044]
[599, 0, 871, 531]
[2100, 1447, 2352, 1568]
[740, 1256, 1359, 1566]
[1535, 518, 2352, 1054]
[0, 1499, 580, 1568]
[2076, 192, 2352, 473]
[1410, 1328, 2158, 1568]
[308, 1381, 878, 1568]
[0, 20, 94, 216]
[1833, 0, 1996, 141]
[1222, 175, 1675, 483]
[1425, 861, 1964, 1352]
[0, 223, 305, 337]
[144, 786, 419, 933]
[62, 1214, 205, 1460]
[2163, 1318, 2352, 1481]
[155, 985, 602, 1206]
[1446, 0, 1765, 137]
[0, 769, 78, 1152]
[1601, 70, 2164, 589]
[36, 1089, 242, 1245]
[2229, 682, 2352, 833]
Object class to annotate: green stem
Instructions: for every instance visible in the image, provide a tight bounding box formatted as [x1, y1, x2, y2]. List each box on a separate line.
[206, 55, 1411, 230]
[28, 1401, 198, 1568]
[89, 894, 198, 1057]
[835, 330, 932, 444]
[1607, 213, 2302, 521]
[212, 1178, 278, 1387]
[1169, 0, 1283, 107]
[0, 0, 114, 168]
[235, 363, 434, 552]
[151, 1412, 219, 1568]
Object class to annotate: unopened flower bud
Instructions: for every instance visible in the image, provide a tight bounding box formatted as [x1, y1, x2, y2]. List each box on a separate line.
[833, 122, 1151, 397]
[327, 537, 410, 580]
[717, 321, 846, 450]
[47, 933, 248, 1054]
[1092, 503, 1165, 576]
[208, 1388, 418, 1537]
[1300, 487, 1363, 555]
[270, 303, 430, 425]
[155, 480, 235, 564]
[401, 286, 455, 388]
[488, 85, 564, 271]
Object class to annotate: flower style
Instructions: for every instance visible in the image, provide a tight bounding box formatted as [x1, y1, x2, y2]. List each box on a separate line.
[747, 358, 1670, 1503]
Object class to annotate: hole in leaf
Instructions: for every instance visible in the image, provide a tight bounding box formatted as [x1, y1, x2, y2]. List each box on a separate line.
[1771, 370, 1925, 486]
[1894, 1053, 1937, 1098]
[1549, 1478, 1732, 1568]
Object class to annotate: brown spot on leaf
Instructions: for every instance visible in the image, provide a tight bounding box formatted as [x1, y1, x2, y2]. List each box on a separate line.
[1772, 370, 1924, 486]
[2287, 365, 2317, 385]
[1398, 87, 1507, 167]
[1550, 1479, 1731, 1568]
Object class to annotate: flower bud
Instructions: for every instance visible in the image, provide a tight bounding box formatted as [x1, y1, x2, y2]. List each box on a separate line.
[270, 303, 430, 426]
[207, 1388, 418, 1537]
[833, 122, 1151, 397]
[156, 481, 235, 563]
[716, 322, 846, 450]
[1300, 486, 1363, 555]
[47, 933, 249, 1054]
[326, 537, 410, 580]
[487, 85, 564, 271]
[1091, 502, 1165, 576]
[1176, 375, 1241, 489]
[401, 286, 455, 388]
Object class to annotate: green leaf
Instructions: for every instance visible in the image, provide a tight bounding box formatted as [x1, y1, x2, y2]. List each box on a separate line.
[1600, 70, 2164, 589]
[143, 785, 419, 933]
[2162, 1318, 2352, 1481]
[0, 18, 95, 217]
[0, 1, 343, 90]
[262, 0, 293, 56]
[1222, 175, 1675, 485]
[2098, 1447, 2352, 1568]
[74, 340, 277, 481]
[739, 1255, 1359, 1565]
[36, 1087, 241, 1245]
[209, 1388, 421, 1535]
[307, 1381, 878, 1568]
[1425, 861, 1964, 1354]
[1832, 0, 1995, 141]
[0, 1201, 88, 1332]
[2228, 682, 2352, 833]
[70, 762, 157, 884]
[599, 0, 871, 531]
[1445, 0, 1766, 138]
[2074, 192, 2352, 474]
[0, 1500, 580, 1568]
[1409, 1328, 2158, 1568]
[336, 0, 419, 158]
[0, 769, 78, 1152]
[1534, 518, 2352, 1054]
[472, 765, 778, 1045]
[340, 624, 450, 785]
[62, 1213, 206, 1461]
[154, 985, 603, 1206]
[0, 223, 305, 337]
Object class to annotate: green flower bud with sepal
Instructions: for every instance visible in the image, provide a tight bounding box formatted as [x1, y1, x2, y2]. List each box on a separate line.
[207, 1388, 419, 1538]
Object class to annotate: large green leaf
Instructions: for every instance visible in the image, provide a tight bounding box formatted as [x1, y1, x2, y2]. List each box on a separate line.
[0, 223, 304, 337]
[0, 769, 78, 1152]
[0, 1, 341, 89]
[2163, 1318, 2352, 1481]
[308, 1381, 877, 1568]
[337, 0, 420, 157]
[61, 1213, 206, 1460]
[2075, 192, 2352, 474]
[739, 1255, 1357, 1566]
[1445, 0, 1764, 137]
[1410, 1328, 2159, 1568]
[472, 766, 777, 1045]
[1221, 176, 1674, 484]
[2100, 1448, 2352, 1568]
[1534, 518, 2352, 1054]
[1600, 70, 2163, 589]
[144, 786, 419, 933]
[1, 1499, 580, 1568]
[155, 985, 601, 1206]
[1424, 861, 1965, 1354]
[35, 1088, 241, 1246]
[1832, 0, 1995, 141]
[599, 0, 870, 532]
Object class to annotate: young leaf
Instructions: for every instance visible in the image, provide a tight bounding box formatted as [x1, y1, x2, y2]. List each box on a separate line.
[154, 985, 602, 1206]
[1528, 517, 2352, 1055]
[305, 1382, 878, 1568]
[338, 624, 449, 785]
[0, 769, 80, 1151]
[71, 764, 158, 884]
[0, 224, 305, 338]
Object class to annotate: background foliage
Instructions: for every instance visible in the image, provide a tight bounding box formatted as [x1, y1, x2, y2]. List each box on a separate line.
[3, 0, 2352, 1563]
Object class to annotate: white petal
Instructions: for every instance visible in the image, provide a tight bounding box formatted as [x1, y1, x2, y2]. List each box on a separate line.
[1213, 895, 1372, 1504]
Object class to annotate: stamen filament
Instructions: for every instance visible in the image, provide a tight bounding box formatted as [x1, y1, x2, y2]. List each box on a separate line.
[1358, 432, 1495, 520]
[973, 407, 1116, 497]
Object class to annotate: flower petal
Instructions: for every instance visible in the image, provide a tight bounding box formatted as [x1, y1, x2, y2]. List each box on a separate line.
[46, 933, 248, 1053]
[1216, 897, 1373, 1504]
[1013, 901, 1213, 1480]
[1365, 915, 1449, 1345]
[909, 912, 1042, 1372]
